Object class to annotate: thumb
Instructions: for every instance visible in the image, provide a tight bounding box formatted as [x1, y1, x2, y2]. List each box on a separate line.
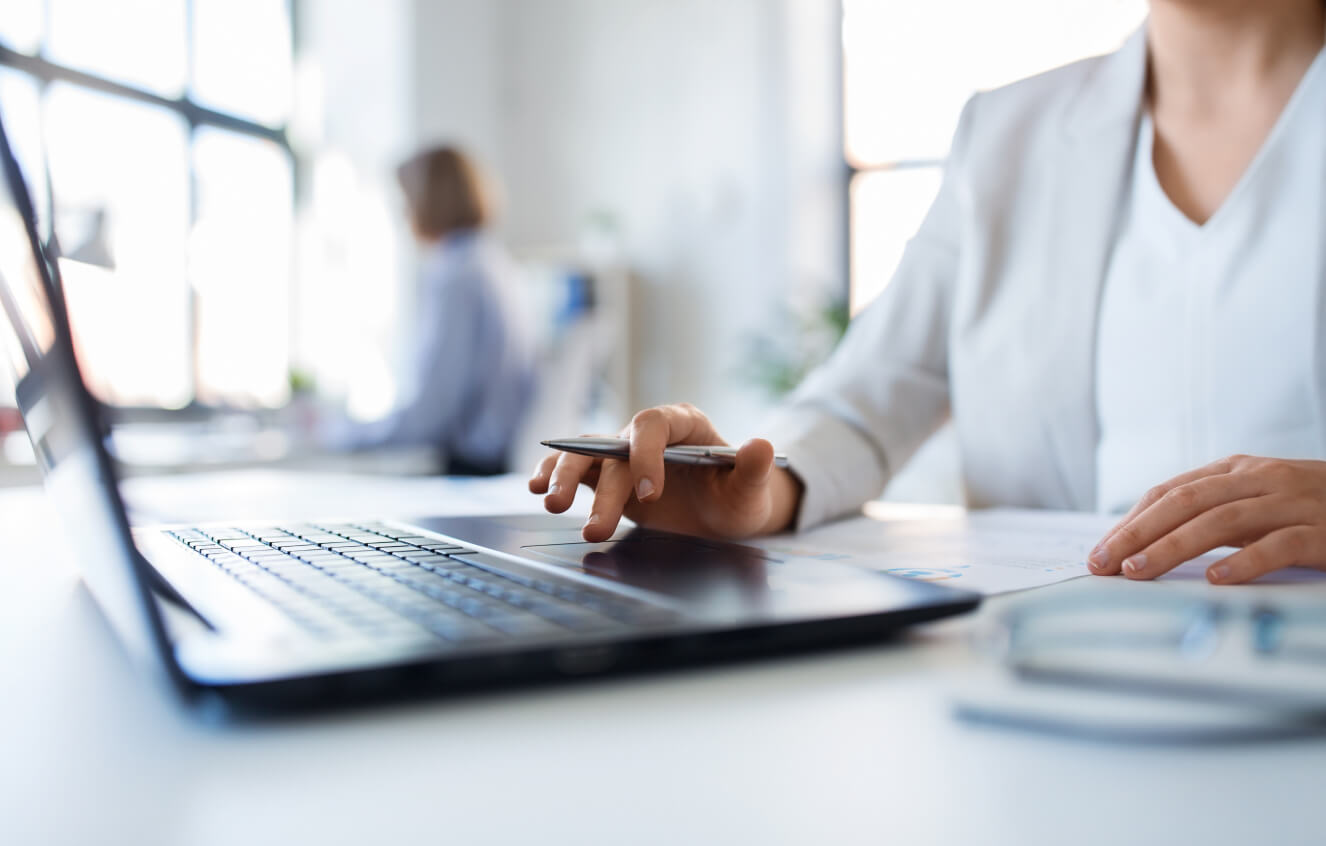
[723, 438, 775, 498]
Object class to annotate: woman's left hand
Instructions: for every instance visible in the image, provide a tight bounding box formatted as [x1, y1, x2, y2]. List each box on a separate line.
[1088, 454, 1326, 584]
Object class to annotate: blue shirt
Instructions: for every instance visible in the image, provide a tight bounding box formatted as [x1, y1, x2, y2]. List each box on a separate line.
[337, 231, 535, 469]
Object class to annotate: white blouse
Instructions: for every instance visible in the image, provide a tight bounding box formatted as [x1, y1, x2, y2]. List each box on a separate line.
[1094, 49, 1326, 514]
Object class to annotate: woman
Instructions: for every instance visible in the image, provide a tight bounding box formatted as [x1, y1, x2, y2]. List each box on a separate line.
[333, 146, 534, 475]
[530, 0, 1326, 584]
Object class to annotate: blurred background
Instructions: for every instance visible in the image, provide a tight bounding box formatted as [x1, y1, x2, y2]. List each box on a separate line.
[0, 0, 1146, 491]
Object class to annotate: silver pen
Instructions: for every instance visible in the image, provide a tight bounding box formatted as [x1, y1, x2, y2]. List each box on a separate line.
[541, 436, 790, 469]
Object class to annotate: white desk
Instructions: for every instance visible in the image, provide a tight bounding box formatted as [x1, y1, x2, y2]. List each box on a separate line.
[2, 471, 1324, 846]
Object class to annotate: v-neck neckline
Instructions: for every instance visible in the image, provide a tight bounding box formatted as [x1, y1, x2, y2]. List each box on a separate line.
[1139, 42, 1326, 235]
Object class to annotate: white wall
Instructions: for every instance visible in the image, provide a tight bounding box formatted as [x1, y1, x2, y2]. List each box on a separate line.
[411, 0, 502, 165]
[404, 0, 845, 438]
[496, 0, 844, 436]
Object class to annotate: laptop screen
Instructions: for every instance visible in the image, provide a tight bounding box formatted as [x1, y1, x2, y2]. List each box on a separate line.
[0, 141, 57, 403]
[0, 109, 174, 674]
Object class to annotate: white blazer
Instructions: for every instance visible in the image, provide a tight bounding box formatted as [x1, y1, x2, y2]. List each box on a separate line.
[762, 26, 1326, 528]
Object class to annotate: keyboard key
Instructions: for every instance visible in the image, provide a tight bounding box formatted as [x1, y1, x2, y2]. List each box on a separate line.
[400, 553, 449, 565]
[375, 562, 422, 575]
[534, 607, 602, 632]
[421, 558, 476, 572]
[221, 539, 267, 548]
[395, 569, 454, 590]
[484, 614, 566, 638]
[416, 617, 494, 643]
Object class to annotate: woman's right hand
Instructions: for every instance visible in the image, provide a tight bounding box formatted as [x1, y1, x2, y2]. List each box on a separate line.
[528, 403, 803, 542]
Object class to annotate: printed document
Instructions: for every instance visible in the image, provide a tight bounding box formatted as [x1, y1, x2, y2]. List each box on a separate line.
[749, 503, 1108, 595]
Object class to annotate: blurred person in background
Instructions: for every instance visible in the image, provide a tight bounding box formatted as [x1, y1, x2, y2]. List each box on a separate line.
[531, 0, 1326, 584]
[328, 146, 534, 475]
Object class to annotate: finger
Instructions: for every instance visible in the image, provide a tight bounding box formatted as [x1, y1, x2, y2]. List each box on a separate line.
[684, 439, 775, 537]
[528, 452, 560, 494]
[545, 452, 596, 514]
[627, 403, 722, 502]
[585, 459, 634, 542]
[1206, 525, 1326, 585]
[1118, 494, 1312, 580]
[1097, 456, 1245, 547]
[1089, 473, 1268, 575]
[722, 438, 774, 497]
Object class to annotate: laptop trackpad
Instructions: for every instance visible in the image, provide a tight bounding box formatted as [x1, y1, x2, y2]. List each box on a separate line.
[521, 527, 951, 620]
[522, 533, 776, 603]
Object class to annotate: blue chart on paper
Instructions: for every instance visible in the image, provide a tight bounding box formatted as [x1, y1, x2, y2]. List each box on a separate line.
[882, 565, 972, 582]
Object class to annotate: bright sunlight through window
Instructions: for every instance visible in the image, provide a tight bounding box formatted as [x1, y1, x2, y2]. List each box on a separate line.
[0, 0, 294, 411]
[844, 0, 1148, 313]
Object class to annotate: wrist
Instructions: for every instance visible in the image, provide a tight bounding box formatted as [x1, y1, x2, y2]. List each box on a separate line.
[760, 468, 804, 535]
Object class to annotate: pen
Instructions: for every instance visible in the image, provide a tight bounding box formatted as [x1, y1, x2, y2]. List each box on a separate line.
[541, 436, 790, 469]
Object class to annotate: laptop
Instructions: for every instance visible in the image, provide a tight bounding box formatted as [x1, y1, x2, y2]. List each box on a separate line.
[0, 112, 979, 711]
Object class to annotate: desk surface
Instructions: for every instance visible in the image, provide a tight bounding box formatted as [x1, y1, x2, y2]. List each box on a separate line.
[3, 471, 1324, 846]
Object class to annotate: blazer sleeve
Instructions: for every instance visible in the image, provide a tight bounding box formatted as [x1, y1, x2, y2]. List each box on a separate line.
[759, 95, 979, 529]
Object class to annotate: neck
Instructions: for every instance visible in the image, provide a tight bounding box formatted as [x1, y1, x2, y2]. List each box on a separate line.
[1147, 1, 1325, 114]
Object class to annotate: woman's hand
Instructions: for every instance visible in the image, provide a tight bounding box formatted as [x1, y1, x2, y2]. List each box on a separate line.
[528, 403, 803, 542]
[1088, 455, 1326, 584]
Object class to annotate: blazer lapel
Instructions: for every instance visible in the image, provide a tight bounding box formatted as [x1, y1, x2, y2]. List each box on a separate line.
[1039, 26, 1148, 509]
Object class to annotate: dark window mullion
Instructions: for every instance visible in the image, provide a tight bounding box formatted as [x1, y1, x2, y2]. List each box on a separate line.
[0, 46, 289, 148]
[848, 158, 947, 178]
[1, 8, 297, 413]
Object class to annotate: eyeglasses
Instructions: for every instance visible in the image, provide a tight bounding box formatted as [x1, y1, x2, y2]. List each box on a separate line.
[979, 591, 1326, 712]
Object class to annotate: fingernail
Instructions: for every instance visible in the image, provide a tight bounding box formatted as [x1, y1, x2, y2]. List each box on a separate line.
[1208, 564, 1231, 583]
[1088, 546, 1109, 570]
[549, 484, 563, 496]
[586, 513, 600, 526]
[1123, 554, 1147, 575]
[637, 478, 655, 500]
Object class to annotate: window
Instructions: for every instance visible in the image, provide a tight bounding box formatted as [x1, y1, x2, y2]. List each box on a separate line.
[843, 0, 1148, 313]
[0, 0, 294, 411]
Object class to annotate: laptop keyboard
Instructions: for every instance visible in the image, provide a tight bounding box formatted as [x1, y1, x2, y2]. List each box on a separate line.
[165, 522, 679, 645]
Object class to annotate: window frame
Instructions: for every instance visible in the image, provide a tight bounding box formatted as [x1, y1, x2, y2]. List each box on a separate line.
[841, 2, 1148, 310]
[845, 156, 945, 313]
[0, 0, 298, 419]
[841, 0, 948, 311]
